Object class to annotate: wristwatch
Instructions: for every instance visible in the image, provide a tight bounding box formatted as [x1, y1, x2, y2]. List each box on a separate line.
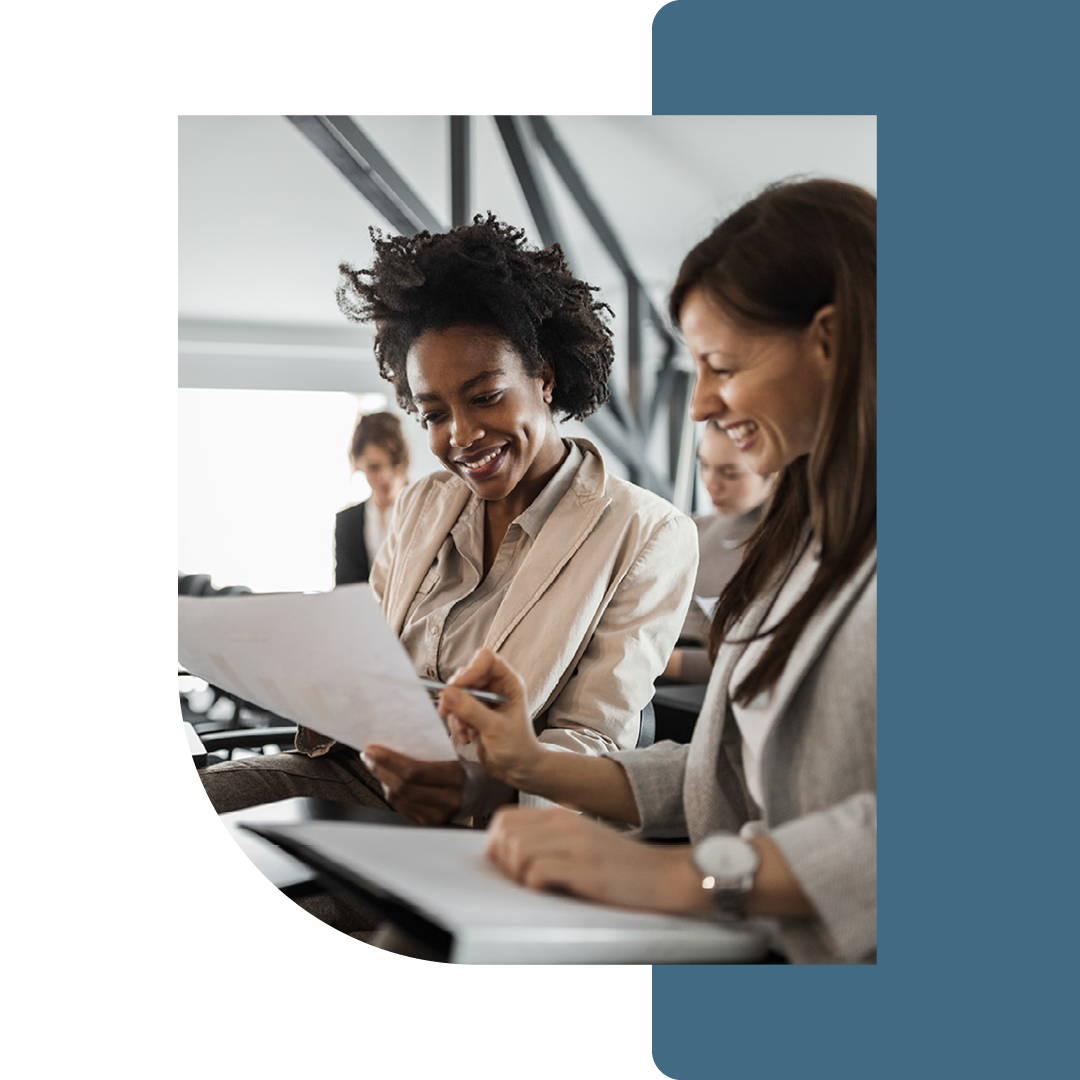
[692, 835, 760, 919]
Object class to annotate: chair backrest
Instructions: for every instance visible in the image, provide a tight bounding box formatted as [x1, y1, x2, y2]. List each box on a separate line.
[178, 572, 213, 596]
[636, 699, 656, 748]
[178, 572, 252, 597]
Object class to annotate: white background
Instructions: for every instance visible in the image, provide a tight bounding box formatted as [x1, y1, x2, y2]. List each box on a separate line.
[6, 3, 673, 1079]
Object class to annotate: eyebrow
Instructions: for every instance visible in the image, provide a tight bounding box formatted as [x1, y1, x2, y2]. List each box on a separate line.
[413, 368, 506, 404]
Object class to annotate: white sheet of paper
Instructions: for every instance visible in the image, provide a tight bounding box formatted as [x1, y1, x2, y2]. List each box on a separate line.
[251, 821, 768, 964]
[178, 584, 456, 761]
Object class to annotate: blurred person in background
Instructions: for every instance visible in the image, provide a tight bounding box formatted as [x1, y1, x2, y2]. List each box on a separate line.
[335, 411, 410, 585]
[663, 418, 774, 683]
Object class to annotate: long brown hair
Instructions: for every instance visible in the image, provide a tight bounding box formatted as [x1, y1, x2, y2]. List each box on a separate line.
[670, 178, 876, 704]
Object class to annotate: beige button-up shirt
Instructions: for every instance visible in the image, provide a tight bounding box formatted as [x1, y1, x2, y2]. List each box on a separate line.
[299, 438, 697, 817]
[399, 441, 582, 683]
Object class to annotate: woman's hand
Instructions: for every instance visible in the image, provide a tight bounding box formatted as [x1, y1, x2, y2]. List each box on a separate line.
[361, 747, 466, 825]
[485, 806, 710, 915]
[437, 649, 545, 789]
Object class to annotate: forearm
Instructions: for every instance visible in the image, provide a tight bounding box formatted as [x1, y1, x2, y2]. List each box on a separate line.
[513, 749, 641, 825]
[744, 836, 816, 917]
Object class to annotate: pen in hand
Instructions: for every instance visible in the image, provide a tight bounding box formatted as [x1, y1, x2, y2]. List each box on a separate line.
[419, 677, 507, 705]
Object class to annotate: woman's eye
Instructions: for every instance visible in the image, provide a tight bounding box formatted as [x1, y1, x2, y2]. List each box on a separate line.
[420, 412, 445, 426]
[473, 392, 502, 406]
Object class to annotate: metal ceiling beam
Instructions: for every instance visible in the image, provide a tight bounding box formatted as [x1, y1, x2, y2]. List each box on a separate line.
[450, 116, 471, 227]
[647, 334, 679, 432]
[494, 116, 564, 249]
[627, 282, 642, 415]
[526, 115, 697, 503]
[495, 115, 642, 445]
[526, 116, 685, 439]
[287, 115, 444, 236]
[670, 374, 698, 513]
[587, 405, 673, 499]
[526, 116, 675, 345]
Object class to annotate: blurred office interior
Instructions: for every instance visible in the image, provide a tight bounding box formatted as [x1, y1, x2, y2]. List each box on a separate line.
[179, 115, 876, 593]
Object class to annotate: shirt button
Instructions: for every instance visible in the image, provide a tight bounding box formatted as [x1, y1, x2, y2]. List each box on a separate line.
[429, 624, 439, 637]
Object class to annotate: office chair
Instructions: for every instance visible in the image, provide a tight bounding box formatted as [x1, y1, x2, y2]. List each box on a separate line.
[179, 571, 252, 598]
[636, 699, 656, 748]
[651, 682, 707, 744]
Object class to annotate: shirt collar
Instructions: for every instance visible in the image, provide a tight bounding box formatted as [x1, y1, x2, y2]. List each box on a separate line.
[515, 439, 582, 539]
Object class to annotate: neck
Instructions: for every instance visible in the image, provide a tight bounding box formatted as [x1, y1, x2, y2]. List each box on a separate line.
[498, 435, 567, 519]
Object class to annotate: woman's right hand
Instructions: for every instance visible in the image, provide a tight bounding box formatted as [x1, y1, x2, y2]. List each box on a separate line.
[437, 649, 544, 790]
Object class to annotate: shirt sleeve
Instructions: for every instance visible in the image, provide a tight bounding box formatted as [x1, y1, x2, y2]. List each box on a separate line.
[753, 791, 877, 962]
[608, 740, 692, 837]
[537, 513, 698, 756]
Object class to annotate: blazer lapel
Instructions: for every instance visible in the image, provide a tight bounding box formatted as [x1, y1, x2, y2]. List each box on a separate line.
[486, 445, 611, 649]
[685, 580, 779, 829]
[760, 546, 877, 728]
[385, 479, 471, 634]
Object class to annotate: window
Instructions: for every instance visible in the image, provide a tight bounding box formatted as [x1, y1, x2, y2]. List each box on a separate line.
[179, 388, 389, 592]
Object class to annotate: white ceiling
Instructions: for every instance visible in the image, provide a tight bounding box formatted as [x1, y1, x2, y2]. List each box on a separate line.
[179, 115, 877, 337]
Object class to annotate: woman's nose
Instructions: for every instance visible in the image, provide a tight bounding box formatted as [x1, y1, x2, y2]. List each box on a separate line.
[688, 372, 723, 423]
[449, 411, 482, 449]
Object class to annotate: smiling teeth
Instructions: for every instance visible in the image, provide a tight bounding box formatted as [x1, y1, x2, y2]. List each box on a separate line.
[725, 422, 758, 441]
[462, 448, 501, 471]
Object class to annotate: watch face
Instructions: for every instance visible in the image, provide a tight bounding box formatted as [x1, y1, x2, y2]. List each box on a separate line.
[695, 835, 759, 880]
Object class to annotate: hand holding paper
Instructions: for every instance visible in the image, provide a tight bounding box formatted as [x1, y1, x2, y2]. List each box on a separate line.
[361, 747, 467, 825]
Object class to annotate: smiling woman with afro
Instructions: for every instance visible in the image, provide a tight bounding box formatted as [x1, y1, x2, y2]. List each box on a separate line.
[198, 214, 696, 957]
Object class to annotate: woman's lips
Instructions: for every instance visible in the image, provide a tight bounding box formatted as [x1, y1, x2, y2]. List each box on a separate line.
[723, 421, 758, 451]
[455, 444, 508, 481]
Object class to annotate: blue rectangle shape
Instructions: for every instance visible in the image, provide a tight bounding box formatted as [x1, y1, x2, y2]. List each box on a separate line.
[652, 1, 1076, 1078]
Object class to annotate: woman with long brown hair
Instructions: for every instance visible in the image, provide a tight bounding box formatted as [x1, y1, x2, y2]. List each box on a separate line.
[437, 179, 877, 963]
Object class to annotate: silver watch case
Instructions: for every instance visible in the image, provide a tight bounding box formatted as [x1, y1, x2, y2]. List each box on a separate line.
[692, 835, 760, 918]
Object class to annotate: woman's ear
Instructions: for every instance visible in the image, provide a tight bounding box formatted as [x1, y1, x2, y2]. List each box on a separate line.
[808, 304, 837, 372]
[541, 362, 556, 405]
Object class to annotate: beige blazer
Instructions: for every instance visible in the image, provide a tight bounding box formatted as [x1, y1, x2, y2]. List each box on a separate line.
[613, 542, 877, 964]
[372, 439, 697, 755]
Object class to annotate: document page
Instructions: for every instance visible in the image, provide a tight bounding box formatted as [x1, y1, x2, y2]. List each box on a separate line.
[178, 584, 456, 761]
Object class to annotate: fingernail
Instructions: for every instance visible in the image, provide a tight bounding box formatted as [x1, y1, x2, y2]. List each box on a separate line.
[360, 753, 373, 769]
